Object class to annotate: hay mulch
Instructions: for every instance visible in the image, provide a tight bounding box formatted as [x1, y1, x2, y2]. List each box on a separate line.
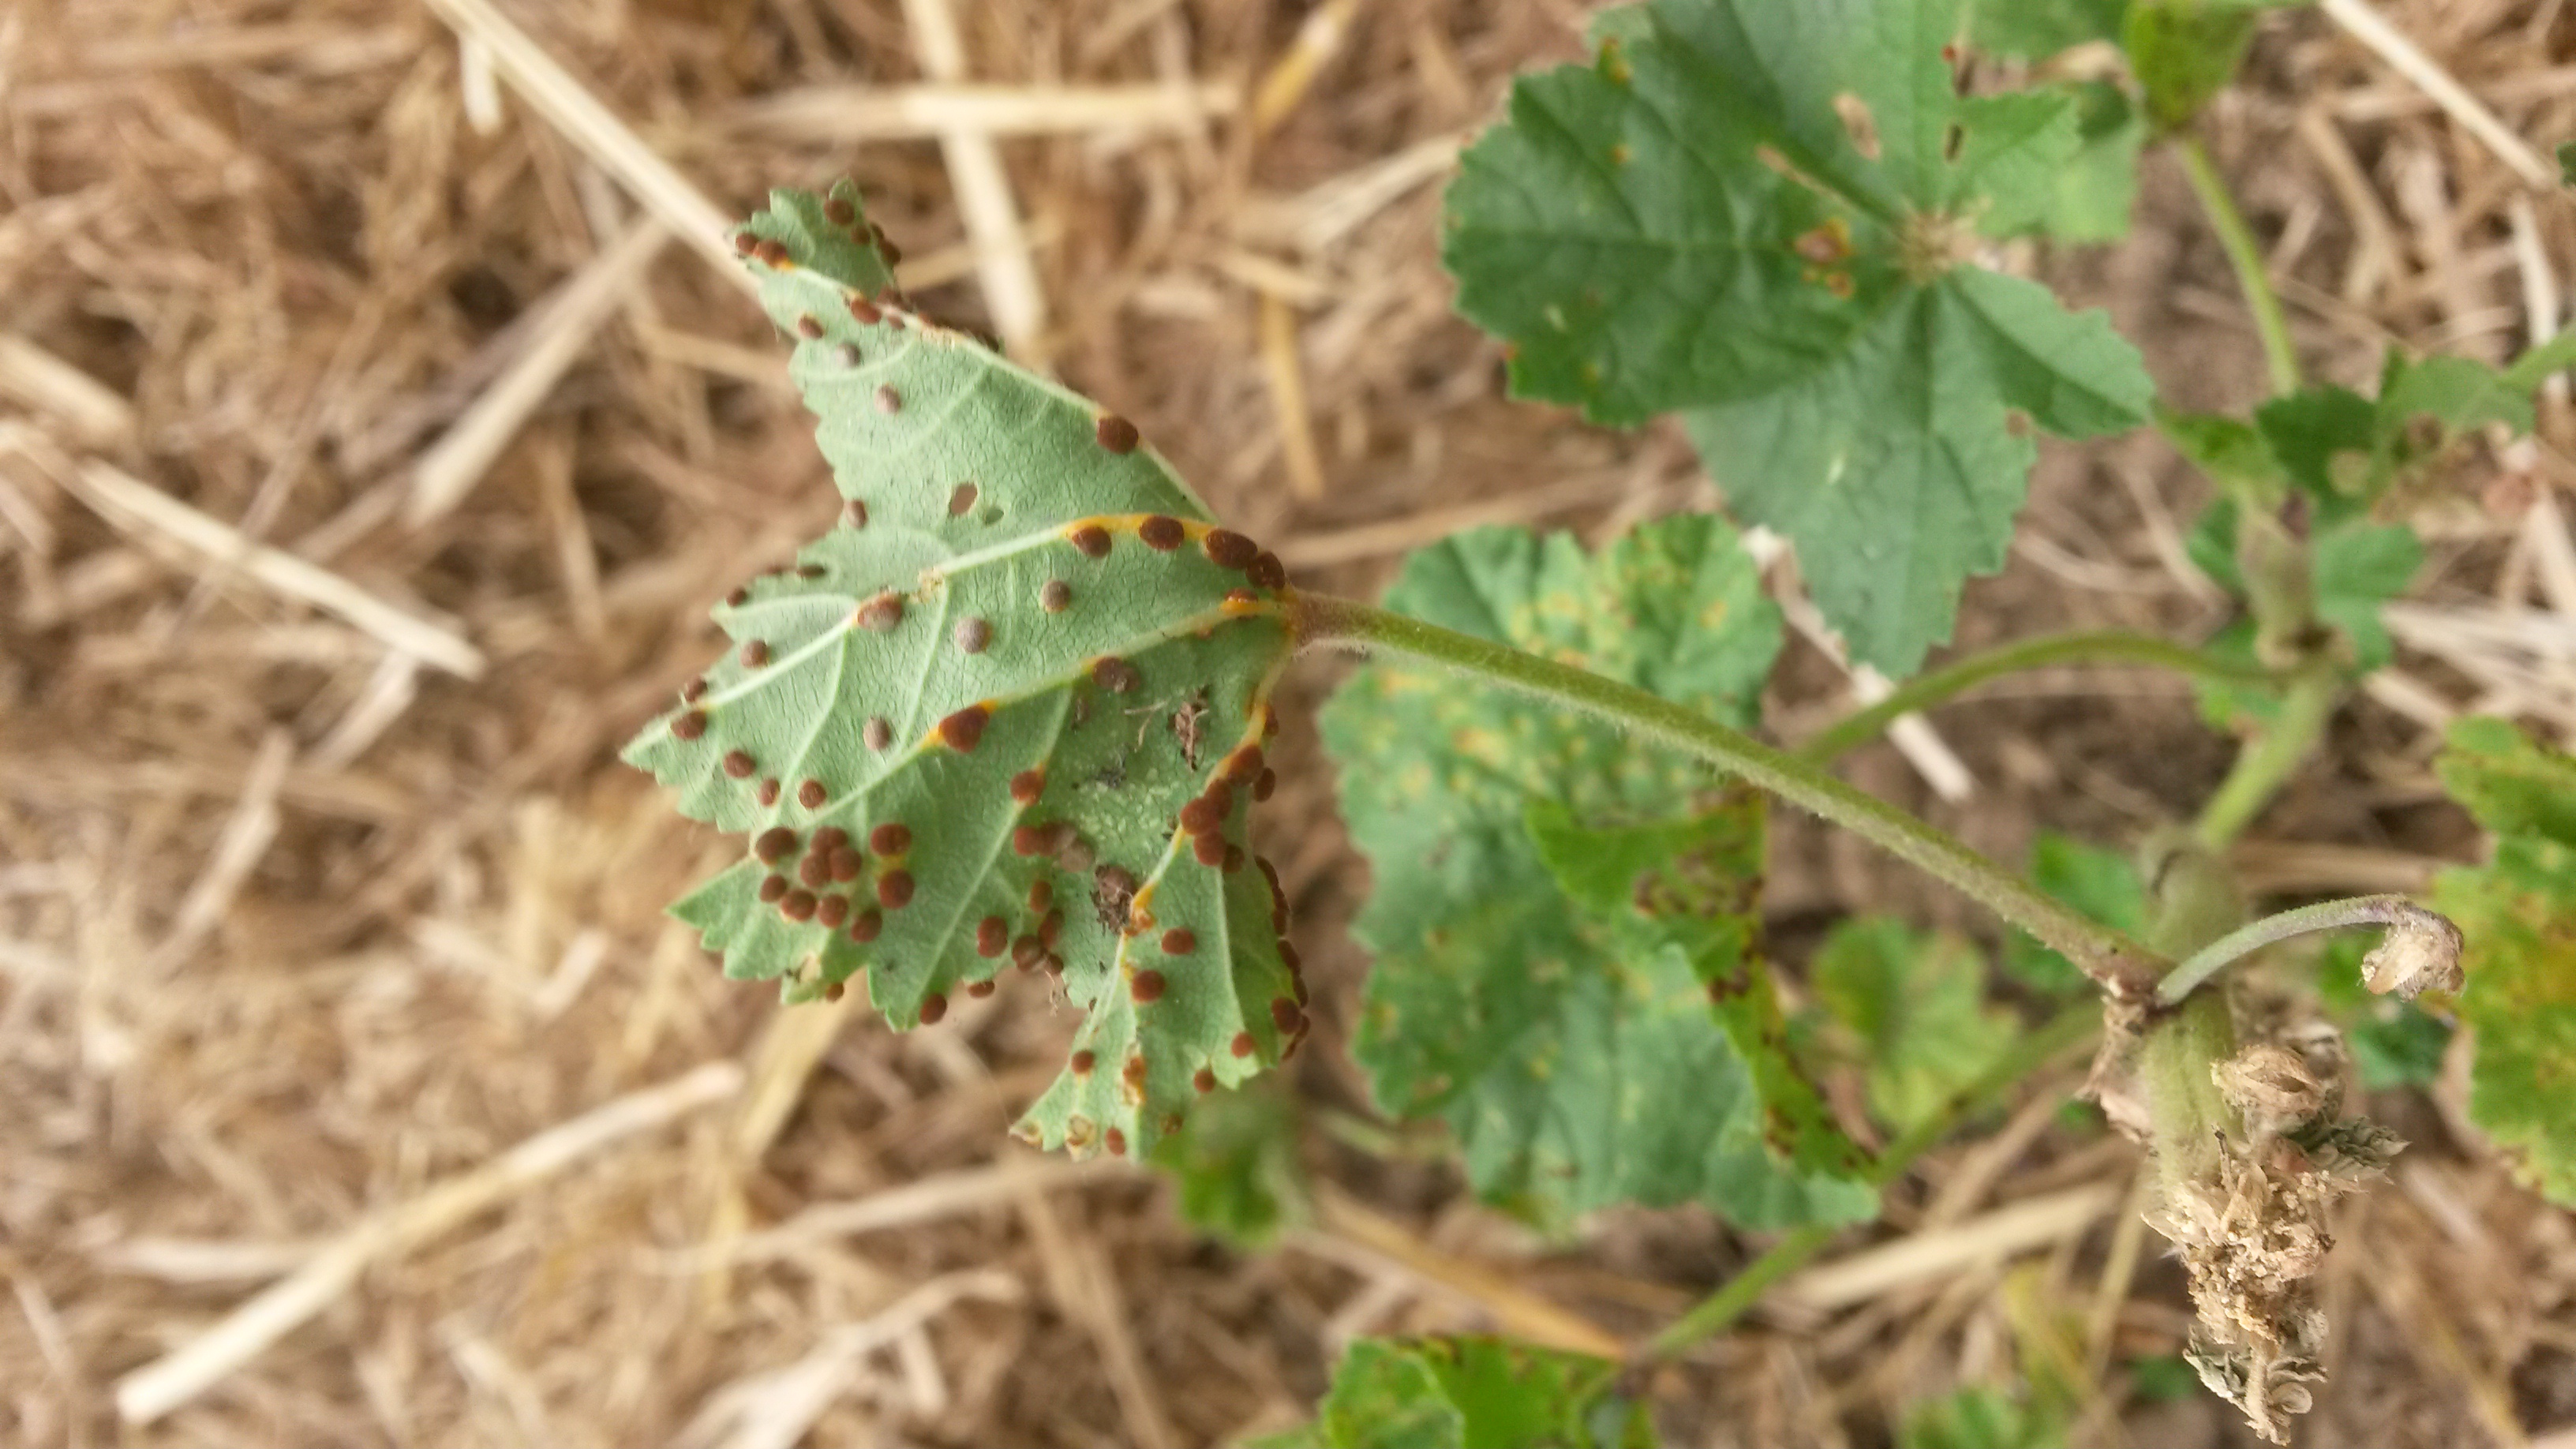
[2, 0, 2574, 1444]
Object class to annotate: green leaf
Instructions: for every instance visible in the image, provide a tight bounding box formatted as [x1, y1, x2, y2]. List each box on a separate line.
[622, 184, 1303, 1163]
[2038, 81, 2147, 243]
[2185, 497, 2421, 724]
[1898, 1386, 2066, 1449]
[2002, 833, 2146, 996]
[1149, 1075, 1307, 1249]
[2124, 0, 2276, 133]
[2252, 383, 2375, 507]
[2436, 716, 2576, 846]
[1685, 269, 2153, 674]
[1275, 1338, 1654, 1449]
[2250, 347, 2540, 511]
[1810, 918, 2018, 1130]
[1970, 0, 2129, 60]
[1443, 0, 2155, 675]
[1324, 518, 1876, 1228]
[2433, 717, 2576, 1205]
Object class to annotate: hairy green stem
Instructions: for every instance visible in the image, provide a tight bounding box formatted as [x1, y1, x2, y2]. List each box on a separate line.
[1797, 631, 2284, 766]
[1645, 1002, 2101, 1358]
[2177, 132, 2301, 397]
[1294, 595, 2168, 999]
[2155, 893, 2450, 1005]
[2192, 666, 2340, 851]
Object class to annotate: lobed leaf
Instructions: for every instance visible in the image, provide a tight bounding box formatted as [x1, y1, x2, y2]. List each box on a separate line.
[2432, 717, 2576, 1205]
[1148, 1074, 1308, 1249]
[622, 183, 1305, 1162]
[1323, 517, 1876, 1229]
[1443, 0, 2153, 675]
[1260, 1337, 1656, 1449]
[1809, 917, 2019, 1131]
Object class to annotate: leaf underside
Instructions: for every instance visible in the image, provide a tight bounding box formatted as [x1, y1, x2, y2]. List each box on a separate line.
[1442, 0, 2154, 675]
[1323, 516, 1877, 1230]
[622, 183, 1305, 1162]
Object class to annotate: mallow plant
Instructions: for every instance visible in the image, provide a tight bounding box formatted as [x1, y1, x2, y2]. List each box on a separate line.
[626, 2, 2575, 1440]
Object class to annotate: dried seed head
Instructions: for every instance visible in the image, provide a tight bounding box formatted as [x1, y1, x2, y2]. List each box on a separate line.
[1039, 579, 1072, 612]
[817, 895, 849, 928]
[863, 717, 893, 751]
[871, 823, 912, 856]
[1138, 515, 1185, 551]
[1095, 415, 1140, 454]
[1161, 928, 1196, 955]
[938, 705, 990, 752]
[1069, 525, 1112, 559]
[754, 828, 799, 863]
[2361, 906, 2466, 1000]
[1202, 530, 1258, 569]
[781, 890, 818, 922]
[758, 874, 788, 903]
[1247, 552, 1288, 590]
[953, 617, 992, 653]
[723, 750, 755, 779]
[976, 916, 1008, 957]
[878, 871, 915, 908]
[672, 710, 710, 739]
[919, 991, 947, 1025]
[1132, 969, 1166, 1004]
[874, 384, 901, 414]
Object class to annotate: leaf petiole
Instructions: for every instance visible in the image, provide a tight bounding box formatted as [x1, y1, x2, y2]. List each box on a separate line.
[1293, 593, 2169, 1001]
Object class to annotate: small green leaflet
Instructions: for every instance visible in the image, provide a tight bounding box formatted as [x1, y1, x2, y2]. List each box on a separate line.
[1810, 918, 2018, 1131]
[1148, 1074, 1308, 1249]
[1323, 518, 1876, 1230]
[2432, 717, 2576, 1205]
[622, 183, 1305, 1163]
[1897, 1385, 2068, 1449]
[2002, 833, 2146, 997]
[2184, 496, 2421, 724]
[1253, 1338, 1656, 1449]
[1443, 0, 2155, 676]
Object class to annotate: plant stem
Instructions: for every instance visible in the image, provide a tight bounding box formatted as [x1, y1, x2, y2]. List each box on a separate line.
[1645, 1002, 2101, 1359]
[2192, 665, 2339, 851]
[2155, 893, 2451, 1005]
[1294, 595, 2168, 1000]
[2177, 131, 2301, 397]
[1797, 631, 2284, 766]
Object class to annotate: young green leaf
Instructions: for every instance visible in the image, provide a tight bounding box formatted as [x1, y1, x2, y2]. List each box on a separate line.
[1148, 1075, 1308, 1249]
[2002, 833, 2148, 997]
[1443, 0, 2154, 675]
[621, 183, 1303, 1163]
[1324, 518, 1876, 1228]
[1969, 0, 2129, 62]
[1810, 918, 2019, 1131]
[1263, 1338, 1656, 1449]
[2124, 0, 2271, 133]
[1897, 1385, 2068, 1449]
[2432, 717, 2576, 1205]
[2185, 497, 2421, 724]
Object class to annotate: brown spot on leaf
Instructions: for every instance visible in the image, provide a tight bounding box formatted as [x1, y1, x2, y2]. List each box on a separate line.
[758, 778, 781, 806]
[671, 710, 709, 740]
[976, 916, 1007, 957]
[1246, 552, 1287, 590]
[878, 871, 915, 909]
[953, 617, 991, 653]
[796, 314, 822, 339]
[781, 890, 818, 922]
[874, 384, 900, 414]
[857, 593, 904, 631]
[1091, 657, 1141, 693]
[1072, 1050, 1096, 1075]
[919, 991, 947, 1025]
[1069, 525, 1111, 559]
[1230, 1032, 1255, 1058]
[871, 823, 912, 856]
[1202, 530, 1258, 569]
[1039, 579, 1072, 612]
[968, 979, 995, 998]
[1162, 928, 1196, 955]
[1095, 415, 1140, 454]
[758, 874, 788, 904]
[1138, 515, 1185, 551]
[848, 908, 882, 942]
[938, 705, 990, 751]
[1193, 1067, 1217, 1094]
[723, 750, 755, 779]
[817, 895, 849, 928]
[863, 717, 892, 751]
[1009, 769, 1045, 806]
[755, 828, 799, 863]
